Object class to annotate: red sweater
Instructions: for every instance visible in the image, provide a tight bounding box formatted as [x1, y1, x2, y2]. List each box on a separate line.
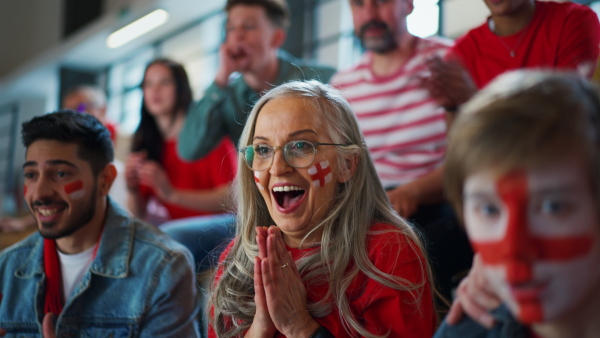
[139, 137, 236, 220]
[452, 0, 600, 88]
[209, 223, 437, 337]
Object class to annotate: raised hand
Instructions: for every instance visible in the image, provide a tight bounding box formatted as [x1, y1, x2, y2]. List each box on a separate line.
[260, 226, 319, 337]
[42, 313, 57, 338]
[137, 161, 173, 202]
[215, 43, 251, 88]
[386, 185, 419, 218]
[422, 55, 477, 109]
[246, 227, 277, 337]
[447, 254, 500, 328]
[124, 151, 146, 192]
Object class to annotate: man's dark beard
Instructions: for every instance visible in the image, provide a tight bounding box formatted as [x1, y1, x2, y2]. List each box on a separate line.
[34, 185, 98, 240]
[359, 20, 397, 54]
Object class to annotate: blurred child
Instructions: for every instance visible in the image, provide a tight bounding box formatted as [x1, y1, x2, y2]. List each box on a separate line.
[436, 71, 600, 337]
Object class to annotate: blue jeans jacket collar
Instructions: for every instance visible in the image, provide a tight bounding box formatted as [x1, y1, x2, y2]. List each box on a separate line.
[0, 196, 200, 337]
[13, 198, 133, 280]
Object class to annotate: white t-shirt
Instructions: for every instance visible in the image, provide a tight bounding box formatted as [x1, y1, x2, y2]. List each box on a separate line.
[57, 244, 95, 301]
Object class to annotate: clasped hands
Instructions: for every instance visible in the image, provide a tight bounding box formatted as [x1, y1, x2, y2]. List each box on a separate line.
[125, 151, 173, 201]
[247, 226, 320, 338]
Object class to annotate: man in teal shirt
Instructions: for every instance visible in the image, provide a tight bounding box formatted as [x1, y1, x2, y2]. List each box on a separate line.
[177, 0, 335, 161]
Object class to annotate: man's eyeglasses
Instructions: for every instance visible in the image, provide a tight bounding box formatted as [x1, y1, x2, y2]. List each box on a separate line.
[240, 140, 351, 171]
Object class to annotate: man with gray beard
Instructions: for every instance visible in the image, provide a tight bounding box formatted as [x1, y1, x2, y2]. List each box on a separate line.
[330, 0, 471, 302]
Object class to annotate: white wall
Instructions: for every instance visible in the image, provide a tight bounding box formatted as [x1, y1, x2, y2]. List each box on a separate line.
[0, 0, 63, 78]
[443, 0, 489, 38]
[0, 96, 47, 214]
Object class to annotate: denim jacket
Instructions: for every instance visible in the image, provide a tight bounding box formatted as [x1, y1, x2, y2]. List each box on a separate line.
[0, 198, 199, 337]
[434, 304, 529, 338]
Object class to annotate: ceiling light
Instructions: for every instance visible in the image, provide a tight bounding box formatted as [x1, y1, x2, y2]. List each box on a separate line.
[107, 9, 169, 49]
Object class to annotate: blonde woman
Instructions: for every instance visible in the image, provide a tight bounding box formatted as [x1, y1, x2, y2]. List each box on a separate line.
[209, 81, 438, 337]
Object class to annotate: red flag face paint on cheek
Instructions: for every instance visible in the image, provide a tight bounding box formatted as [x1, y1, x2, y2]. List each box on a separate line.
[308, 161, 332, 188]
[64, 180, 85, 200]
[254, 171, 265, 191]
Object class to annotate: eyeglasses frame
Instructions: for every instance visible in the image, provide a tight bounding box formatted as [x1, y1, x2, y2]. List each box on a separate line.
[240, 140, 352, 171]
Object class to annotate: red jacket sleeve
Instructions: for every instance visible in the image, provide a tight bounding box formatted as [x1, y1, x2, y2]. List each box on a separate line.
[354, 225, 437, 337]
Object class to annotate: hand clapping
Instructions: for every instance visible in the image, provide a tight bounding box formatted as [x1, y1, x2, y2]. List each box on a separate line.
[248, 226, 320, 337]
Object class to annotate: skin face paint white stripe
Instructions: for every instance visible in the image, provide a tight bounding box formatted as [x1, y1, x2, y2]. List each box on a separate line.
[69, 190, 86, 199]
[254, 171, 265, 191]
[64, 181, 86, 200]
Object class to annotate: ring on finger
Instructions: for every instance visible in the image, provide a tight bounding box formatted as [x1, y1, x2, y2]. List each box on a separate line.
[280, 262, 289, 269]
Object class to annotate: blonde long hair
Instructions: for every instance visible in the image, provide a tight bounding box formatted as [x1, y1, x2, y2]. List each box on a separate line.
[210, 81, 435, 337]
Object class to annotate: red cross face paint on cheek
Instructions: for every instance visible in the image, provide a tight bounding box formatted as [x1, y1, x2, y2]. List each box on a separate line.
[468, 169, 597, 324]
[64, 180, 85, 200]
[24, 185, 27, 196]
[308, 161, 332, 188]
[254, 171, 265, 191]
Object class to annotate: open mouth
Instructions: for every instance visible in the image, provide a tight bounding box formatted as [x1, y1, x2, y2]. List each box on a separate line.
[35, 205, 67, 222]
[272, 185, 306, 212]
[231, 49, 249, 60]
[231, 51, 248, 60]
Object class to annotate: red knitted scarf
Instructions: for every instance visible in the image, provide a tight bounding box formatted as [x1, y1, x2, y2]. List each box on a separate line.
[43, 234, 102, 315]
[43, 238, 64, 315]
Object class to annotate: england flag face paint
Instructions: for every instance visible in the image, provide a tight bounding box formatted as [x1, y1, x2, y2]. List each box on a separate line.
[64, 180, 85, 199]
[252, 96, 345, 244]
[254, 171, 265, 190]
[307, 161, 332, 188]
[463, 160, 600, 324]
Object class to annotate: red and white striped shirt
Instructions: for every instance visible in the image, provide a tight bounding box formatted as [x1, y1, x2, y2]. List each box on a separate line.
[331, 37, 452, 188]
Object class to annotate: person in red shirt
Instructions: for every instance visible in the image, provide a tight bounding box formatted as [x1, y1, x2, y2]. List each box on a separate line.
[209, 81, 437, 337]
[125, 58, 236, 223]
[424, 0, 600, 112]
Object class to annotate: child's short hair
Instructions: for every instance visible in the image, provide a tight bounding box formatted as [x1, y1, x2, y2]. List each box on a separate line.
[445, 71, 600, 221]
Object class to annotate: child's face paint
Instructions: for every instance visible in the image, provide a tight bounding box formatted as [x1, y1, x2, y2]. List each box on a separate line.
[307, 161, 332, 188]
[463, 158, 600, 324]
[64, 180, 85, 199]
[254, 171, 264, 191]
